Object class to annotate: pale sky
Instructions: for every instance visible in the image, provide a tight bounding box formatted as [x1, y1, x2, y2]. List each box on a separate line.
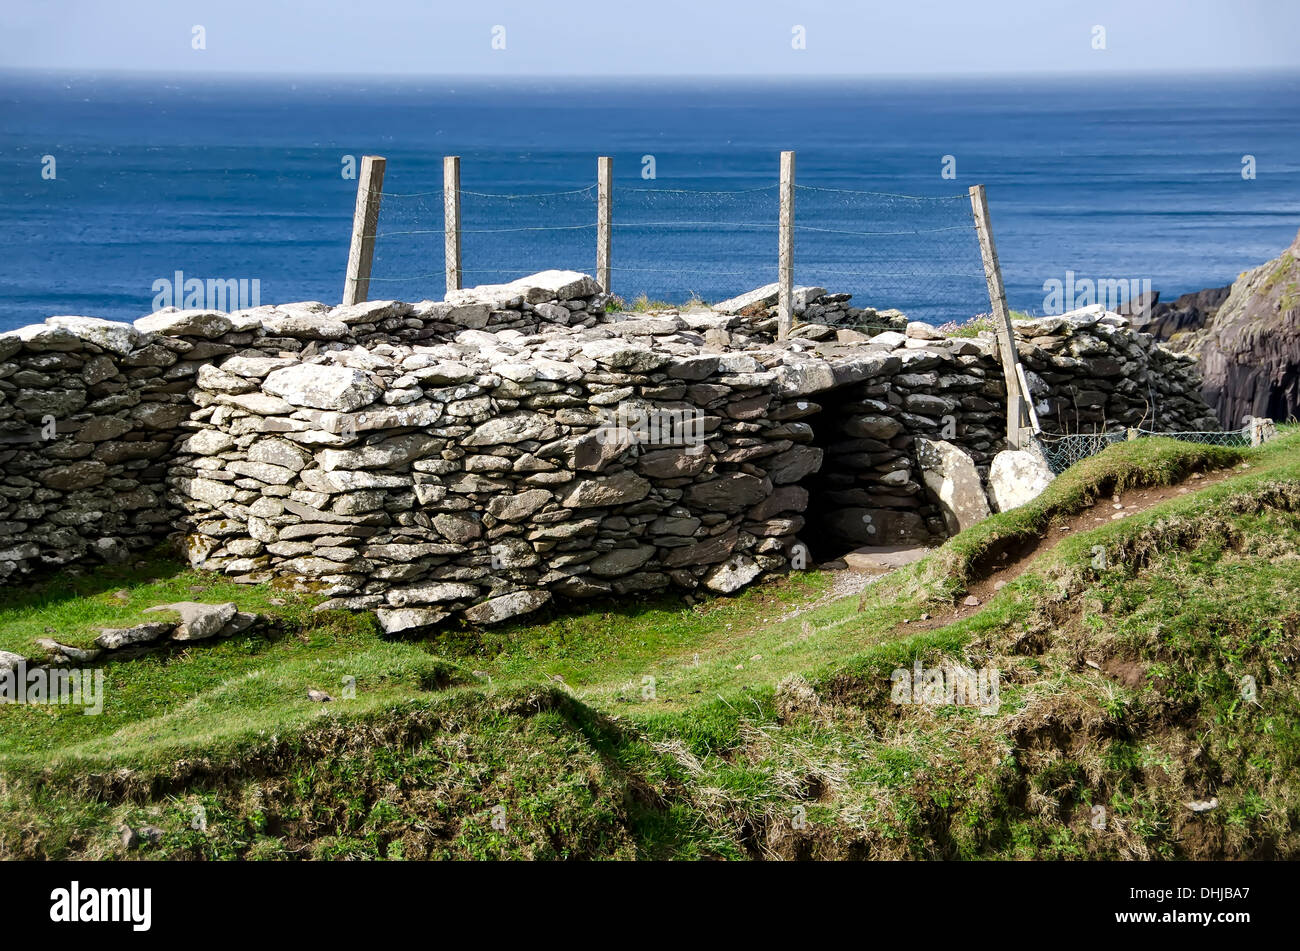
[0, 0, 1297, 76]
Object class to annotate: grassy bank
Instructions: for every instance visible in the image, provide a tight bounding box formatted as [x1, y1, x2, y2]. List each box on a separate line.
[1, 431, 1297, 859]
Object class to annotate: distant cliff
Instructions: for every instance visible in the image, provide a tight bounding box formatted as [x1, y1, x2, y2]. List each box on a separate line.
[1195, 230, 1300, 426]
[1136, 231, 1300, 426]
[1139, 285, 1232, 353]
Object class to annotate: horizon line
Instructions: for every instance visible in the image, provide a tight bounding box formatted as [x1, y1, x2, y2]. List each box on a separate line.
[3, 66, 1299, 83]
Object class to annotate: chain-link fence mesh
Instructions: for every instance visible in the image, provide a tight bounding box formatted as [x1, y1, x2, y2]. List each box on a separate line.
[357, 167, 986, 321]
[1037, 428, 1252, 475]
[354, 168, 1249, 480]
[1036, 432, 1127, 474]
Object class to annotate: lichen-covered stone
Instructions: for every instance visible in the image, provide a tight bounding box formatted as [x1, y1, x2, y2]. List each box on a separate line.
[263, 363, 382, 412]
[134, 309, 233, 338]
[462, 590, 553, 625]
[143, 601, 238, 640]
[94, 622, 173, 650]
[915, 437, 991, 533]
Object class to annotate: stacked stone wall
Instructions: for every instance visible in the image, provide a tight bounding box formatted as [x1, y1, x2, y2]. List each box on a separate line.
[0, 270, 1220, 628]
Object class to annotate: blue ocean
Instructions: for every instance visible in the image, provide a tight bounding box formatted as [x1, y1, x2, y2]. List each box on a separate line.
[1, 70, 1297, 331]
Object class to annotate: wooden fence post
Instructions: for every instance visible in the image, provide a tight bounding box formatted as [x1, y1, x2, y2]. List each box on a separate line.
[597, 156, 612, 294]
[778, 150, 796, 341]
[969, 184, 1030, 449]
[342, 155, 386, 306]
[444, 156, 462, 295]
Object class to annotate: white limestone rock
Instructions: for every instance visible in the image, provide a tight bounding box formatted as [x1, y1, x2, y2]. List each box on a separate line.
[45, 316, 143, 356]
[385, 582, 480, 606]
[704, 554, 763, 593]
[317, 433, 440, 471]
[219, 355, 298, 378]
[144, 601, 238, 640]
[134, 309, 233, 338]
[263, 363, 383, 412]
[914, 437, 991, 534]
[95, 622, 173, 650]
[462, 590, 553, 625]
[449, 270, 598, 306]
[712, 284, 779, 313]
[375, 608, 449, 635]
[987, 449, 1055, 513]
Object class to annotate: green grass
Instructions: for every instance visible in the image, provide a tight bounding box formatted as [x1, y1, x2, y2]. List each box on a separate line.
[3, 429, 1300, 859]
[0, 551, 359, 656]
[0, 615, 464, 762]
[630, 293, 674, 312]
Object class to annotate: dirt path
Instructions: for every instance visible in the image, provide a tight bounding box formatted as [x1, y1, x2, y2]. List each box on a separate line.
[739, 462, 1246, 637]
[896, 463, 1244, 631]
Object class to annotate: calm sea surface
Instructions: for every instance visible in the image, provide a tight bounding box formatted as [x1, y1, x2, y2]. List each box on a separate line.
[1, 71, 1297, 329]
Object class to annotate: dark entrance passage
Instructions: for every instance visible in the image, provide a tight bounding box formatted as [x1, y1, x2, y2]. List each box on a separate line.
[795, 383, 940, 563]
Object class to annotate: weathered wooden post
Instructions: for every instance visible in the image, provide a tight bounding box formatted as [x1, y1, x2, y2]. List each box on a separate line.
[778, 150, 796, 341]
[969, 184, 1031, 449]
[342, 155, 386, 306]
[444, 155, 462, 295]
[1016, 362, 1041, 433]
[597, 156, 612, 294]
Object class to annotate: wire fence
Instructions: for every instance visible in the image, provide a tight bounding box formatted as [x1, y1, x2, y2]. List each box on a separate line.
[351, 165, 1257, 478]
[793, 186, 985, 326]
[359, 160, 987, 324]
[368, 184, 599, 293]
[1036, 427, 1252, 475]
[608, 184, 780, 304]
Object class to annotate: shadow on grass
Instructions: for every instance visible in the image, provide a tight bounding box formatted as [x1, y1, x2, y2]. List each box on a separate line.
[0, 546, 190, 615]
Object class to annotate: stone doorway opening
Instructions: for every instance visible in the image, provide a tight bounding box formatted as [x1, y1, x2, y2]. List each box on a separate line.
[795, 383, 935, 564]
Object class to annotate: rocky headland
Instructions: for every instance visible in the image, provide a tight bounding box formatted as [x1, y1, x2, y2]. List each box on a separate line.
[1131, 228, 1300, 426]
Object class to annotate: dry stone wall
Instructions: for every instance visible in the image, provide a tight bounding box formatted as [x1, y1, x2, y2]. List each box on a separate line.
[0, 270, 1220, 631]
[1013, 312, 1219, 432]
[0, 317, 197, 581]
